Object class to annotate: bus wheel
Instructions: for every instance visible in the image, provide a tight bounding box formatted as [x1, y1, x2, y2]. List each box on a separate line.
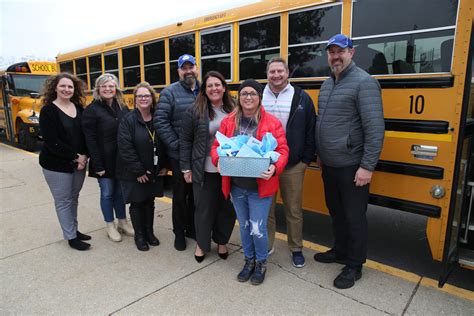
[18, 122, 36, 151]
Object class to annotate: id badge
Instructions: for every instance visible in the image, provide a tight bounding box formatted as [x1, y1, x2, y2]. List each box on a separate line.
[154, 155, 158, 166]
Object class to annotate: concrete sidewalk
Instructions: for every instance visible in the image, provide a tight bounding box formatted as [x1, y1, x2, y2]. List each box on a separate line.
[0, 143, 473, 315]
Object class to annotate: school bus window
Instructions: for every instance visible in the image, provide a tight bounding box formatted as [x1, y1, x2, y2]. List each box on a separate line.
[144, 40, 165, 86]
[239, 16, 280, 80]
[169, 33, 196, 83]
[8, 75, 48, 96]
[354, 30, 454, 75]
[288, 4, 341, 78]
[201, 27, 232, 80]
[104, 51, 119, 83]
[122, 46, 140, 88]
[88, 54, 102, 89]
[352, 0, 458, 38]
[59, 61, 73, 74]
[75, 58, 88, 86]
[352, 0, 457, 75]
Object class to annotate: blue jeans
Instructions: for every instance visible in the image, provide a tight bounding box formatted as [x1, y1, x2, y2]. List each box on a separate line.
[230, 185, 272, 262]
[97, 178, 126, 222]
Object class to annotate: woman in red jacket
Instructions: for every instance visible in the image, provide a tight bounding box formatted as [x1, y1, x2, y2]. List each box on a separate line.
[211, 79, 288, 285]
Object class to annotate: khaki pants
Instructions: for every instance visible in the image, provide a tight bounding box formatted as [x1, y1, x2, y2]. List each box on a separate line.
[268, 162, 307, 252]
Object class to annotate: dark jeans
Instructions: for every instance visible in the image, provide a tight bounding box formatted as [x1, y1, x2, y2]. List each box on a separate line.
[193, 172, 236, 253]
[170, 158, 195, 236]
[321, 164, 369, 268]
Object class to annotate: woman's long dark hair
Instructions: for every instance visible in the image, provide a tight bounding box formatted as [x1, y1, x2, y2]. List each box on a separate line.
[194, 71, 234, 120]
[42, 72, 86, 107]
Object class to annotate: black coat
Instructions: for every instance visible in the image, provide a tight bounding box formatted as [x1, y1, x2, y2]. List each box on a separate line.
[82, 99, 128, 178]
[179, 105, 215, 185]
[116, 109, 167, 184]
[39, 103, 87, 173]
[154, 80, 199, 159]
[285, 85, 317, 167]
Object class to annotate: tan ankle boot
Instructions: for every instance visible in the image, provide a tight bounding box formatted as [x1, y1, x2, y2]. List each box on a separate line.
[117, 219, 135, 236]
[106, 222, 122, 242]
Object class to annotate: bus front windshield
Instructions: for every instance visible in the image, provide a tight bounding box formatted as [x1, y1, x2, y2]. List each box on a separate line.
[10, 74, 49, 96]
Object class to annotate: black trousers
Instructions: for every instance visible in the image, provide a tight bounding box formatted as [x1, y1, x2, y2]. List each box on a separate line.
[321, 164, 369, 268]
[193, 172, 236, 252]
[170, 158, 195, 236]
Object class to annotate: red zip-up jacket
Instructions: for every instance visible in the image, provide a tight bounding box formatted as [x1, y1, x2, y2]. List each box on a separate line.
[211, 107, 289, 198]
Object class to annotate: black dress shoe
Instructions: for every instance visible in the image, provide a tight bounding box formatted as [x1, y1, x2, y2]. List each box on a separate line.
[76, 231, 91, 241]
[333, 266, 362, 289]
[313, 248, 346, 264]
[194, 254, 205, 263]
[68, 238, 90, 251]
[194, 245, 205, 263]
[218, 252, 229, 260]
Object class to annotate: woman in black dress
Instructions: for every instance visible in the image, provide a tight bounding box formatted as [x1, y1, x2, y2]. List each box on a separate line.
[117, 82, 167, 251]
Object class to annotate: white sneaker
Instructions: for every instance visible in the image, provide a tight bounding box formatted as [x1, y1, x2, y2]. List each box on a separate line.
[106, 222, 122, 242]
[117, 219, 135, 236]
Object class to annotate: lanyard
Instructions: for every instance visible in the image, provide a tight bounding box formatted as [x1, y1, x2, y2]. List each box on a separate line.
[145, 125, 155, 142]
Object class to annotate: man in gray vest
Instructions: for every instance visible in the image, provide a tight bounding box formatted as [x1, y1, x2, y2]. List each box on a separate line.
[154, 54, 200, 251]
[314, 34, 384, 289]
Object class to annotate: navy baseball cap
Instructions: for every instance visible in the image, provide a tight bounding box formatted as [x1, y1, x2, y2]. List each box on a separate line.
[326, 34, 353, 50]
[177, 54, 196, 68]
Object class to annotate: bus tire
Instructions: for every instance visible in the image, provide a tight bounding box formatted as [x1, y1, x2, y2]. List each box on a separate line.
[18, 122, 36, 152]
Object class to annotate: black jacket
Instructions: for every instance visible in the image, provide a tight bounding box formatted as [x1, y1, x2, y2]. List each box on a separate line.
[39, 103, 87, 173]
[82, 99, 128, 177]
[180, 105, 228, 185]
[285, 85, 316, 167]
[154, 80, 200, 159]
[116, 109, 167, 183]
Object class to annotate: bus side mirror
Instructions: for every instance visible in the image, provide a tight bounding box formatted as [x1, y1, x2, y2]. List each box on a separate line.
[29, 92, 40, 99]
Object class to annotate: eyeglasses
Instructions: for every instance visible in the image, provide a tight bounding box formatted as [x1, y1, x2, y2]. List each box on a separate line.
[100, 85, 116, 89]
[239, 92, 258, 98]
[136, 95, 152, 99]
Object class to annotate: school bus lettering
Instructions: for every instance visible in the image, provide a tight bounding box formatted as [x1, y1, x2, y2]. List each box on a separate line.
[409, 95, 425, 114]
[29, 62, 57, 74]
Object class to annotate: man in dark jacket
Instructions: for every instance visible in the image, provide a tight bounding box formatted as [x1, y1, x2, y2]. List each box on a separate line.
[154, 54, 200, 251]
[314, 34, 384, 289]
[263, 57, 316, 268]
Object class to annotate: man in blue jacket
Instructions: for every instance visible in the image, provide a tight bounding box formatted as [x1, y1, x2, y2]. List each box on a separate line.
[263, 57, 316, 268]
[154, 54, 200, 251]
[314, 34, 384, 289]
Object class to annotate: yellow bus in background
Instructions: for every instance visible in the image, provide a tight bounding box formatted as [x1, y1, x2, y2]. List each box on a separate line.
[0, 61, 57, 151]
[56, 0, 473, 286]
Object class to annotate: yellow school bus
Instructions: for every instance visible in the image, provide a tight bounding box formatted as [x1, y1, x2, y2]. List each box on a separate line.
[0, 61, 57, 150]
[56, 0, 473, 285]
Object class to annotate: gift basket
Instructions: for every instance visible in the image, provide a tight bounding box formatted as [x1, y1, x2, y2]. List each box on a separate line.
[216, 132, 281, 178]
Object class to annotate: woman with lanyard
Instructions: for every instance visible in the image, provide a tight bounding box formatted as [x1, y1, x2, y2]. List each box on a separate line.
[211, 79, 288, 285]
[116, 82, 168, 251]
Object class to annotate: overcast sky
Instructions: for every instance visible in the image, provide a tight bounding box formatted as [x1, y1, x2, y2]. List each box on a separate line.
[0, 0, 258, 68]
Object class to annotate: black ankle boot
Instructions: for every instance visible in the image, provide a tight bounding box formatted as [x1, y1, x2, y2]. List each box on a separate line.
[68, 237, 90, 251]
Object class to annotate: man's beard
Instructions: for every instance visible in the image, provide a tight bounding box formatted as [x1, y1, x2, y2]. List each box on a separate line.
[183, 74, 196, 86]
